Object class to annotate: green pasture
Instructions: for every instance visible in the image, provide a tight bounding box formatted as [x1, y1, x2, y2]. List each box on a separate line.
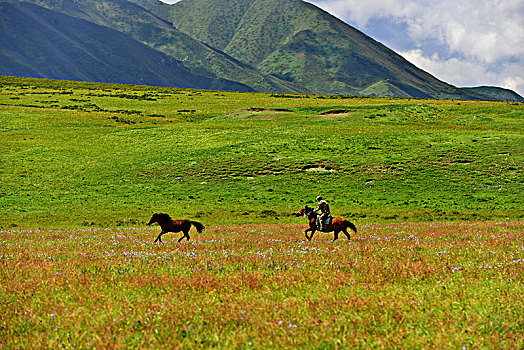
[0, 76, 523, 228]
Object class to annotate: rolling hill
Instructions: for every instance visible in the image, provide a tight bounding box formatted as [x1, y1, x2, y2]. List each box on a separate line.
[1, 0, 522, 100]
[461, 86, 524, 102]
[0, 2, 253, 90]
[163, 0, 483, 98]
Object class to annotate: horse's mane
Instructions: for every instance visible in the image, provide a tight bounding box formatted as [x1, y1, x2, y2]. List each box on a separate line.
[304, 206, 317, 217]
[157, 213, 172, 221]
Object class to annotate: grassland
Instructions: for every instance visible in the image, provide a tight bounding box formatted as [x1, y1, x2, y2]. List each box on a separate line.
[1, 76, 522, 228]
[1, 222, 523, 348]
[0, 76, 523, 348]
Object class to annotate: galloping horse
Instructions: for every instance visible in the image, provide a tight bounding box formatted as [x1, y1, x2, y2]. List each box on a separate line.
[147, 213, 205, 243]
[296, 205, 357, 241]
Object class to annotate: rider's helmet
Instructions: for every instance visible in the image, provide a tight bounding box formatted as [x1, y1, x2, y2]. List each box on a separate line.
[316, 196, 323, 201]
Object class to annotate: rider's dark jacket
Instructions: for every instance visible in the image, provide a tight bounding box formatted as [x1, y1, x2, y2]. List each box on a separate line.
[315, 200, 330, 216]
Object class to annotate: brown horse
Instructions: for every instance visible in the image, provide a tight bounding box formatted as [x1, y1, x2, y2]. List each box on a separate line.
[147, 213, 205, 243]
[296, 205, 357, 241]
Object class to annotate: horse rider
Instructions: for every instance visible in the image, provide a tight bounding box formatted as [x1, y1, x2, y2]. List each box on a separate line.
[314, 196, 330, 231]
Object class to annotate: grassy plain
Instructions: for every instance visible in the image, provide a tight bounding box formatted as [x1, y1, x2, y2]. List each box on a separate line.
[0, 76, 522, 228]
[0, 76, 523, 348]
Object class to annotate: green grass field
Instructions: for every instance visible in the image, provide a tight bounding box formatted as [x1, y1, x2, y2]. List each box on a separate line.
[1, 76, 523, 348]
[1, 76, 522, 228]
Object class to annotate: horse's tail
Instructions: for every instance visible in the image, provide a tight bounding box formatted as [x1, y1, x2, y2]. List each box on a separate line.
[191, 221, 205, 234]
[345, 220, 357, 233]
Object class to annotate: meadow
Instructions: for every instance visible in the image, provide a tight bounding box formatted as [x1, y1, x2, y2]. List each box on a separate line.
[1, 222, 522, 348]
[1, 76, 522, 228]
[0, 76, 523, 348]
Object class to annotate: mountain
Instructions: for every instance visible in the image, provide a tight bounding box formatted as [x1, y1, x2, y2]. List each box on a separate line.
[162, 0, 473, 98]
[0, 2, 252, 90]
[0, 0, 307, 93]
[461, 86, 524, 102]
[1, 0, 522, 100]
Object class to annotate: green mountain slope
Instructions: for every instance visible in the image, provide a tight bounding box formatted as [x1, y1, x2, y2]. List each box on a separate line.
[461, 86, 524, 102]
[3, 0, 307, 93]
[167, 0, 477, 98]
[156, 0, 256, 52]
[2, 0, 522, 99]
[0, 2, 252, 90]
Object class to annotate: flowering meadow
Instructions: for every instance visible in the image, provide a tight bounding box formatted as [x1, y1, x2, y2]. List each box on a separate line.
[1, 221, 522, 349]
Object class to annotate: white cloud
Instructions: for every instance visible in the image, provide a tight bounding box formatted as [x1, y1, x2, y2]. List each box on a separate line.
[309, 0, 524, 58]
[401, 49, 524, 93]
[309, 0, 524, 96]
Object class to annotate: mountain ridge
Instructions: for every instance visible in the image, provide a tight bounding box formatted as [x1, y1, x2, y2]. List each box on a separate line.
[163, 0, 520, 99]
[1, 0, 522, 100]
[0, 2, 254, 91]
[1, 0, 308, 93]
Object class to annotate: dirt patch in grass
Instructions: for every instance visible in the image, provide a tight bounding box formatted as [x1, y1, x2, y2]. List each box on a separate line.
[247, 107, 293, 113]
[320, 109, 351, 115]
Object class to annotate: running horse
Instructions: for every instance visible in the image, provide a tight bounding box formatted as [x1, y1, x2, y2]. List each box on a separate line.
[295, 205, 357, 241]
[147, 213, 205, 243]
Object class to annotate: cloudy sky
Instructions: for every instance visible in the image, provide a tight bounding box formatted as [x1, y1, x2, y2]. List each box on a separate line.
[160, 0, 524, 96]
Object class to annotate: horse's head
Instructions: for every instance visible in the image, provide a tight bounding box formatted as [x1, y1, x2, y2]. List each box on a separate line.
[147, 213, 159, 226]
[295, 207, 306, 217]
[295, 205, 314, 217]
[147, 213, 172, 226]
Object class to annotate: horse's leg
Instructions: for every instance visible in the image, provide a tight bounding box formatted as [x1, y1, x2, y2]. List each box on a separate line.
[342, 228, 351, 241]
[308, 229, 316, 241]
[305, 228, 311, 241]
[333, 230, 340, 241]
[154, 231, 165, 243]
[178, 230, 190, 243]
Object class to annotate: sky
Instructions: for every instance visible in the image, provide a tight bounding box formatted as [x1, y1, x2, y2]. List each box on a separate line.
[159, 0, 524, 96]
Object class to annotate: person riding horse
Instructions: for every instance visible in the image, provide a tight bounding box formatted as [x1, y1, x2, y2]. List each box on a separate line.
[314, 196, 330, 231]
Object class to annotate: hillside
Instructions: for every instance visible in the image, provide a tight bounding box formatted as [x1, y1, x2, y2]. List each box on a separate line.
[1, 0, 522, 99]
[166, 0, 476, 98]
[1, 0, 307, 93]
[0, 2, 252, 90]
[461, 86, 524, 102]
